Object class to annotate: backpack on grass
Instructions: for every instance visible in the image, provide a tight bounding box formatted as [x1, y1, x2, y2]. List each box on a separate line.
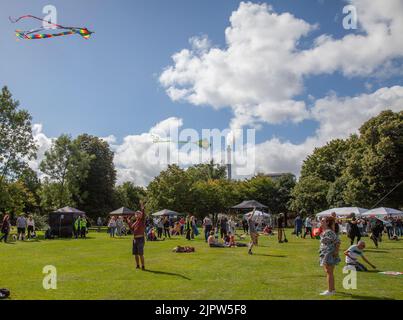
[0, 288, 10, 299]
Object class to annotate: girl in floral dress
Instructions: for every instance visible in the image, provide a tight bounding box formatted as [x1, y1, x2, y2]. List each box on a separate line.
[319, 216, 340, 296]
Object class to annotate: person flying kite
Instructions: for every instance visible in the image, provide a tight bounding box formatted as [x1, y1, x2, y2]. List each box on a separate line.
[9, 15, 93, 40]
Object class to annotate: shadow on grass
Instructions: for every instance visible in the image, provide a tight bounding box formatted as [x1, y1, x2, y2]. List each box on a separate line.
[365, 250, 389, 253]
[54, 237, 96, 241]
[337, 292, 395, 300]
[254, 253, 287, 258]
[143, 269, 191, 280]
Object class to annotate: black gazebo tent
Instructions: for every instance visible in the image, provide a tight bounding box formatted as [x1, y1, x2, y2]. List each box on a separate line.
[49, 207, 85, 238]
[232, 200, 268, 210]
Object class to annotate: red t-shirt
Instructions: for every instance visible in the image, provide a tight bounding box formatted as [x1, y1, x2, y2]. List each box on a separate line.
[130, 210, 146, 238]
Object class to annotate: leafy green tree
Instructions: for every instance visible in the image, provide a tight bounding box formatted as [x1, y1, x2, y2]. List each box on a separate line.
[240, 174, 278, 211]
[39, 180, 75, 213]
[300, 139, 351, 182]
[191, 179, 238, 219]
[146, 165, 192, 213]
[17, 167, 42, 213]
[275, 173, 297, 214]
[0, 86, 37, 181]
[114, 182, 146, 211]
[75, 134, 117, 218]
[186, 160, 227, 182]
[290, 176, 330, 215]
[39, 135, 93, 208]
[3, 181, 36, 218]
[343, 110, 403, 208]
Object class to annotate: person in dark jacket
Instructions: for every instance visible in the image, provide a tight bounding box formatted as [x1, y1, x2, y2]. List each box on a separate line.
[0, 214, 11, 243]
[348, 215, 361, 245]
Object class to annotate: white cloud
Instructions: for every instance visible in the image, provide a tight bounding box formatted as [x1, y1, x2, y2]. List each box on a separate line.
[28, 1, 403, 185]
[252, 86, 403, 176]
[100, 135, 117, 145]
[159, 1, 403, 132]
[28, 124, 53, 174]
[31, 84, 403, 185]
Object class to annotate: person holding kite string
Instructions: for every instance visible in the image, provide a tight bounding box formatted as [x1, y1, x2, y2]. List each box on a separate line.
[126, 201, 147, 270]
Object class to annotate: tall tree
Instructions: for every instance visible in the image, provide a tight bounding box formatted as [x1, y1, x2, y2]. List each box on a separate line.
[191, 179, 237, 220]
[39, 135, 93, 208]
[2, 181, 36, 218]
[0, 86, 37, 181]
[146, 165, 192, 213]
[290, 176, 330, 215]
[75, 134, 116, 218]
[114, 182, 146, 211]
[343, 110, 403, 208]
[17, 167, 42, 214]
[300, 139, 351, 182]
[186, 160, 227, 182]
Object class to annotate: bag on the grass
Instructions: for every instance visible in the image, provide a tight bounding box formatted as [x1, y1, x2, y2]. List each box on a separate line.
[0, 288, 10, 299]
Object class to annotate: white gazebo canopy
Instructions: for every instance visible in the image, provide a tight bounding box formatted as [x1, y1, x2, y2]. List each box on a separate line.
[361, 207, 403, 218]
[316, 207, 368, 219]
[244, 210, 272, 223]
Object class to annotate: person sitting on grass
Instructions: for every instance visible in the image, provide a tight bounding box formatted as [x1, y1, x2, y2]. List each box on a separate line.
[147, 227, 157, 241]
[263, 224, 273, 235]
[208, 231, 225, 248]
[344, 241, 376, 272]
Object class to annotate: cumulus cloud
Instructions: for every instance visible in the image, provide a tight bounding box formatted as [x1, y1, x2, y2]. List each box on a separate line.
[31, 84, 403, 185]
[28, 124, 53, 174]
[159, 1, 403, 131]
[252, 86, 403, 176]
[28, 1, 403, 185]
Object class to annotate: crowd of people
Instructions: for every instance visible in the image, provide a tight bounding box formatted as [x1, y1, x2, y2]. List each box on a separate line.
[1, 205, 401, 297]
[0, 213, 37, 243]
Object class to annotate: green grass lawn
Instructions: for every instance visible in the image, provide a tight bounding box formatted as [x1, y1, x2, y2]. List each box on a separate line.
[0, 230, 402, 300]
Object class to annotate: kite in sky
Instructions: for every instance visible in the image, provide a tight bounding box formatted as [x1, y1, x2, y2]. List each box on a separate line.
[152, 135, 211, 150]
[9, 15, 93, 40]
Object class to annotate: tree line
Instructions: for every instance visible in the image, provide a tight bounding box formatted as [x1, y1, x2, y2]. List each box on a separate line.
[1, 86, 402, 220]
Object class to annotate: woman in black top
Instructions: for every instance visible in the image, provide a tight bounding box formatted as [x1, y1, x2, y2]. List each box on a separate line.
[348, 216, 361, 245]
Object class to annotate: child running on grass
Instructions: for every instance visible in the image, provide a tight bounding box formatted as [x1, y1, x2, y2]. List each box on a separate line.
[126, 200, 147, 270]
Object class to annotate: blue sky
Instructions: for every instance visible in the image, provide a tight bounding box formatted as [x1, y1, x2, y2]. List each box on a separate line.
[0, 0, 397, 143]
[1, 0, 403, 184]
